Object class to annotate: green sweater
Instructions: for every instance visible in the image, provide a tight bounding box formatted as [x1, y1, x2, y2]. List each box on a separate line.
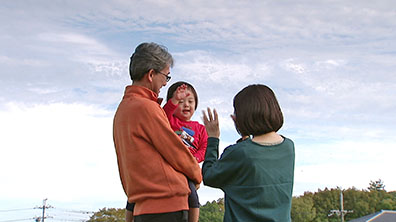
[202, 137, 295, 222]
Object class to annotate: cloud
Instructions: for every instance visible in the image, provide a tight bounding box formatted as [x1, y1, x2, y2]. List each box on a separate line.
[294, 140, 396, 195]
[3, 0, 396, 48]
[1, 1, 396, 216]
[2, 0, 396, 108]
[0, 25, 128, 106]
[0, 102, 124, 202]
[0, 55, 49, 67]
[167, 47, 396, 145]
[37, 32, 118, 63]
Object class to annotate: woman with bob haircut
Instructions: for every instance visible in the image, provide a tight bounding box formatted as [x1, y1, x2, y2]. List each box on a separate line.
[202, 84, 295, 222]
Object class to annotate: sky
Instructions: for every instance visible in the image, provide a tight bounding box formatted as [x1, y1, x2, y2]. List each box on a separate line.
[1, 0, 396, 221]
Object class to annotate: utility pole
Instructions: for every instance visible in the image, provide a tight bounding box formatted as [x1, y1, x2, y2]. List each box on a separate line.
[41, 198, 47, 222]
[34, 198, 53, 222]
[340, 191, 345, 222]
[328, 189, 353, 222]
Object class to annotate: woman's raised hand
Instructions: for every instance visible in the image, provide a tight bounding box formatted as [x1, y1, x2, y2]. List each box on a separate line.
[202, 107, 220, 138]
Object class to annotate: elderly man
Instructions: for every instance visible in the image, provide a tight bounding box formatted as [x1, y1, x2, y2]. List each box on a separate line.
[113, 42, 202, 222]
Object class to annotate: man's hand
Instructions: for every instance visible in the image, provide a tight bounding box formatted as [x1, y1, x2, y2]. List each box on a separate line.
[202, 107, 220, 138]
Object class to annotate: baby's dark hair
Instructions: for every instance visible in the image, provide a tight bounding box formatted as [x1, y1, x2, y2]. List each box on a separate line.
[166, 81, 198, 110]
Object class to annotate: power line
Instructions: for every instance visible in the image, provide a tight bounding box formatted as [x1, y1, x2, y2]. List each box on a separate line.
[0, 218, 36, 222]
[48, 206, 93, 221]
[50, 219, 86, 222]
[0, 199, 94, 221]
[0, 208, 35, 212]
[0, 207, 37, 222]
[51, 207, 94, 214]
[49, 211, 91, 221]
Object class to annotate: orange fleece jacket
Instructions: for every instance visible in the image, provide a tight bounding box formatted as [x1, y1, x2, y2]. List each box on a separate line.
[113, 85, 202, 216]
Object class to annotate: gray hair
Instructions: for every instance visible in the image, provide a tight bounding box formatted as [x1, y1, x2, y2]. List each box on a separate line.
[129, 42, 174, 81]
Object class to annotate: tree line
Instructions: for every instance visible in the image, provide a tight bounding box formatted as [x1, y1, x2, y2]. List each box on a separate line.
[87, 180, 396, 221]
[291, 179, 396, 222]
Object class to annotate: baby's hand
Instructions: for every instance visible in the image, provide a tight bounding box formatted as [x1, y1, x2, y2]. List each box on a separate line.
[171, 84, 190, 104]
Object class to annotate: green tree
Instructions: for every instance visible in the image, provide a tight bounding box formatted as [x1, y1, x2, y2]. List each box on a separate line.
[366, 188, 391, 212]
[291, 192, 316, 222]
[343, 187, 370, 219]
[199, 198, 224, 222]
[312, 188, 340, 222]
[291, 180, 396, 222]
[368, 179, 386, 191]
[378, 198, 395, 210]
[87, 207, 124, 222]
[87, 180, 396, 222]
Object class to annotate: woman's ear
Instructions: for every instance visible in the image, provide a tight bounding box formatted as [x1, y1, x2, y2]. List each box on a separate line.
[230, 114, 236, 123]
[231, 113, 239, 132]
[231, 113, 247, 139]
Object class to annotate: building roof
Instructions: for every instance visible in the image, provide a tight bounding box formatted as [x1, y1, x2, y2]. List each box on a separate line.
[348, 210, 396, 222]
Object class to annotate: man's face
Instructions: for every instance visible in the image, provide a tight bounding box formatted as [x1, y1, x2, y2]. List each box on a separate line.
[152, 66, 170, 95]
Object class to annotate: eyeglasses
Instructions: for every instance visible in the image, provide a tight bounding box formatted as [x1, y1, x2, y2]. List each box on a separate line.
[156, 70, 171, 82]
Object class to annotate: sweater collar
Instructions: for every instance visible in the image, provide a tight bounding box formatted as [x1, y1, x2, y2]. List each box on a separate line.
[124, 85, 161, 103]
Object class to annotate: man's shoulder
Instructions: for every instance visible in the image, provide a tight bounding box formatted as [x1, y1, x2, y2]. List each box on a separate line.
[135, 98, 163, 115]
[118, 96, 163, 118]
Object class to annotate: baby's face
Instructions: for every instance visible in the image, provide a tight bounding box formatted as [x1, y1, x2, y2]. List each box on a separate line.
[174, 89, 196, 121]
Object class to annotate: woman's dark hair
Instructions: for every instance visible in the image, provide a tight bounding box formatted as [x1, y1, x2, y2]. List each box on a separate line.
[166, 81, 198, 110]
[233, 84, 283, 136]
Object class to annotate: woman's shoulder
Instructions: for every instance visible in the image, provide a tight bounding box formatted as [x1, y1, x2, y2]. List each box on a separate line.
[222, 138, 252, 154]
[280, 135, 294, 146]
